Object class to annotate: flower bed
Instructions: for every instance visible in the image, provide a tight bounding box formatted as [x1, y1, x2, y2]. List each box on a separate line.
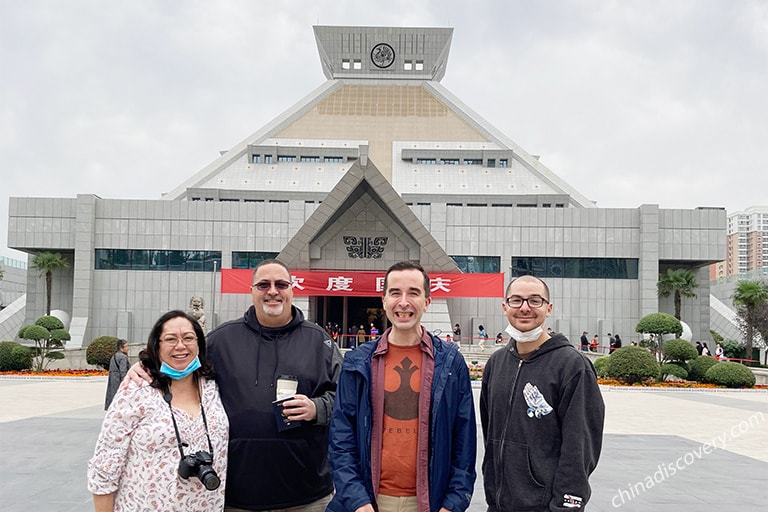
[597, 378, 719, 389]
[0, 369, 108, 377]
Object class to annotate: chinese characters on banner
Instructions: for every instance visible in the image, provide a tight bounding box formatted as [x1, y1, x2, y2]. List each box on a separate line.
[221, 269, 503, 298]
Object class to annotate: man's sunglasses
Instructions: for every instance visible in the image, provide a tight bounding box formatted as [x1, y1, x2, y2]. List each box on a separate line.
[251, 280, 292, 291]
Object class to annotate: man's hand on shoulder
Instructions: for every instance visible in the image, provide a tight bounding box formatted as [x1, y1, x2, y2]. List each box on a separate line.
[121, 361, 151, 389]
[355, 504, 375, 512]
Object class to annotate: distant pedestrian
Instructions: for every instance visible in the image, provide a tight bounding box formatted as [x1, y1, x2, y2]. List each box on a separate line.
[369, 323, 379, 340]
[356, 325, 366, 346]
[702, 342, 711, 356]
[715, 343, 725, 360]
[478, 324, 489, 349]
[695, 341, 703, 355]
[104, 339, 129, 410]
[580, 331, 589, 352]
[590, 335, 598, 352]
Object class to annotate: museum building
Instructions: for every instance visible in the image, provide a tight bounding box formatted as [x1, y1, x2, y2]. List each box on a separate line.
[5, 26, 725, 348]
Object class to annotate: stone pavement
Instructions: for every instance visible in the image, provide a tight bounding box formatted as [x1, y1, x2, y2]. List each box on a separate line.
[1, 377, 767, 511]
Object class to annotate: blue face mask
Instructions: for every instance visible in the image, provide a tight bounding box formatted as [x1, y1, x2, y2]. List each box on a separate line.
[160, 357, 201, 380]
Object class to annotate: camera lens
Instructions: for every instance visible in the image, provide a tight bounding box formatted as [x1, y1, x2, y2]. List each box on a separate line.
[197, 465, 221, 491]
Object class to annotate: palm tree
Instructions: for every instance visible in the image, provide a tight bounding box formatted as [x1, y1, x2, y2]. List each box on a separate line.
[657, 268, 699, 320]
[732, 280, 768, 362]
[31, 252, 70, 315]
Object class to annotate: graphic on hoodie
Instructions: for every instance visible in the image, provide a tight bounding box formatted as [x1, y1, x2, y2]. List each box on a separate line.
[523, 382, 553, 418]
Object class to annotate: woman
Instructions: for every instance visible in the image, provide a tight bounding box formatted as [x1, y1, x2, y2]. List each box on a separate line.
[590, 335, 599, 352]
[88, 310, 228, 511]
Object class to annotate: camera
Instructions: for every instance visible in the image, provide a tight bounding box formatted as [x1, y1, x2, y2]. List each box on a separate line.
[178, 450, 220, 490]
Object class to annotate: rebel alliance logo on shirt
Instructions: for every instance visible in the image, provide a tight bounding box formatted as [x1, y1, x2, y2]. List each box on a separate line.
[523, 382, 553, 419]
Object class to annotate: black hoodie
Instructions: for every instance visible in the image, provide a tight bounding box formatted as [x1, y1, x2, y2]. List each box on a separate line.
[207, 305, 343, 510]
[480, 333, 604, 511]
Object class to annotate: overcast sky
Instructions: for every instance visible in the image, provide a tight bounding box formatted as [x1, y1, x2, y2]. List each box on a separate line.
[2, 0, 767, 260]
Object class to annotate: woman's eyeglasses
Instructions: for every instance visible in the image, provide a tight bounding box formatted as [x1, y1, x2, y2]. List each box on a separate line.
[160, 335, 198, 346]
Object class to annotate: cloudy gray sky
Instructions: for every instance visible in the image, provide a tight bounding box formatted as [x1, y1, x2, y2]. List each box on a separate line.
[2, 0, 767, 260]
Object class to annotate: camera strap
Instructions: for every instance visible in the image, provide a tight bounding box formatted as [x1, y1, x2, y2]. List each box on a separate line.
[162, 376, 215, 461]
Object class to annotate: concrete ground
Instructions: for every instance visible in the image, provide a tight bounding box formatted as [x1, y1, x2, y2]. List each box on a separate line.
[1, 377, 766, 511]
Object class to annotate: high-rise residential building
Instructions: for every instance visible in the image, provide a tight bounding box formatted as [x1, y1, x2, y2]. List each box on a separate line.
[712, 206, 768, 280]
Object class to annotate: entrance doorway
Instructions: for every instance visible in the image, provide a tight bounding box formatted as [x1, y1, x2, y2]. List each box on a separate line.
[315, 295, 385, 348]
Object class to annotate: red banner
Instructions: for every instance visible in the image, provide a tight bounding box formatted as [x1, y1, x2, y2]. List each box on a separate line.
[221, 269, 504, 298]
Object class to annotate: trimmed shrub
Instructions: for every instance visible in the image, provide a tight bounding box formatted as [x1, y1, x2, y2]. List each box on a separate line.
[35, 315, 65, 331]
[87, 336, 119, 370]
[593, 356, 610, 378]
[720, 339, 744, 360]
[704, 362, 756, 388]
[635, 313, 682, 338]
[0, 341, 33, 371]
[19, 324, 49, 341]
[661, 362, 688, 381]
[689, 356, 719, 382]
[663, 339, 698, 363]
[605, 346, 661, 384]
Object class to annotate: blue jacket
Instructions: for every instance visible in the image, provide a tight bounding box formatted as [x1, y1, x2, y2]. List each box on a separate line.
[327, 332, 476, 512]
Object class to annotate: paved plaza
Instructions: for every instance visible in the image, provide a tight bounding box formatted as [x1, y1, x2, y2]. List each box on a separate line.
[1, 377, 766, 511]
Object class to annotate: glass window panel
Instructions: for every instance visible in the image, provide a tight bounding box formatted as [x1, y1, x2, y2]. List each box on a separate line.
[131, 250, 150, 270]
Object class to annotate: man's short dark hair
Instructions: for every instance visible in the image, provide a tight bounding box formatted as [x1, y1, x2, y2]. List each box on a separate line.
[252, 259, 291, 280]
[505, 275, 550, 300]
[383, 261, 431, 298]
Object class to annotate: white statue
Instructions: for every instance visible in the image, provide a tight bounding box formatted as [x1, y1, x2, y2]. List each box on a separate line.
[188, 296, 206, 332]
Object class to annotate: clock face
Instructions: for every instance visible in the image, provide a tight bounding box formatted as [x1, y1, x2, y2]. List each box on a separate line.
[371, 43, 395, 69]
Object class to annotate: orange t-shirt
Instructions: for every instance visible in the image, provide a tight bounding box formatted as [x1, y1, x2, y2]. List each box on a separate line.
[379, 343, 422, 496]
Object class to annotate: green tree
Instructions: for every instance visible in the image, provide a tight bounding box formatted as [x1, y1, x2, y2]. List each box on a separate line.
[732, 280, 768, 362]
[18, 315, 70, 372]
[657, 268, 699, 320]
[635, 312, 682, 361]
[31, 252, 70, 315]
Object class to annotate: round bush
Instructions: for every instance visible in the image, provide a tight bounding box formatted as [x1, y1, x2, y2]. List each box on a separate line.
[663, 339, 698, 362]
[605, 346, 661, 384]
[19, 324, 49, 341]
[661, 363, 688, 381]
[35, 315, 64, 331]
[87, 336, 119, 370]
[593, 356, 610, 378]
[705, 362, 756, 388]
[688, 356, 719, 382]
[0, 341, 33, 371]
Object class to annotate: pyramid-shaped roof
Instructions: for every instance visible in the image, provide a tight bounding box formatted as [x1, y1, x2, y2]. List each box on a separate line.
[279, 158, 458, 273]
[163, 25, 594, 209]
